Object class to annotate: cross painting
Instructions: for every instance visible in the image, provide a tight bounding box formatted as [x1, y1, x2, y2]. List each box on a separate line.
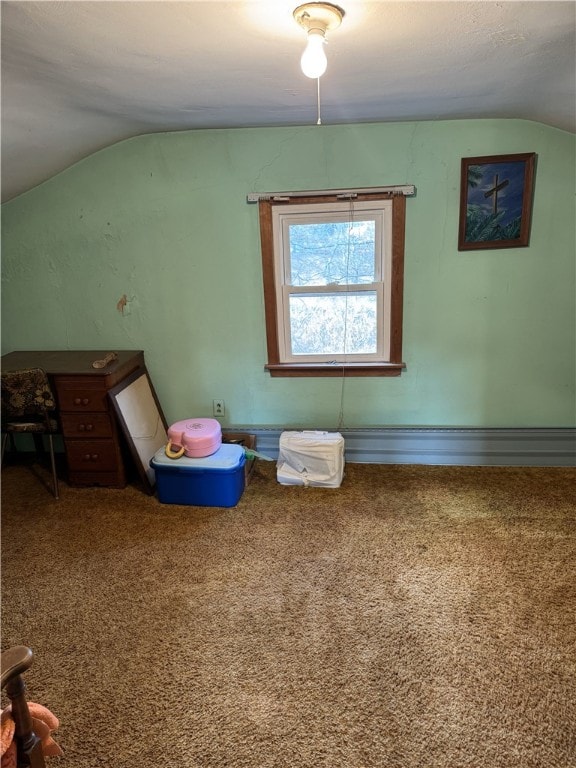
[458, 153, 536, 250]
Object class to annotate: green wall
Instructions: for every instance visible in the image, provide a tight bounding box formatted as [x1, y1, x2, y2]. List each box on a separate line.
[2, 119, 575, 428]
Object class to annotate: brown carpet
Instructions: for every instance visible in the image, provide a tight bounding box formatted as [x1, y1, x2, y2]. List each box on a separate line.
[1, 459, 575, 768]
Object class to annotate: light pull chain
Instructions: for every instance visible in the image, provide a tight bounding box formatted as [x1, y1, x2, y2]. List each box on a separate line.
[316, 77, 322, 125]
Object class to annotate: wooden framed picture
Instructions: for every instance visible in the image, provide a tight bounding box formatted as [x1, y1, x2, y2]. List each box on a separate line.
[108, 366, 168, 494]
[458, 153, 536, 250]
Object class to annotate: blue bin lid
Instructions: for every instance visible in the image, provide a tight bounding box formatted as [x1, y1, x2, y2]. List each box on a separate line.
[150, 442, 245, 470]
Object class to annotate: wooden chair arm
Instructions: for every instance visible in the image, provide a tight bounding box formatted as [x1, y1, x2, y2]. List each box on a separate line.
[1, 645, 33, 689]
[1, 646, 46, 768]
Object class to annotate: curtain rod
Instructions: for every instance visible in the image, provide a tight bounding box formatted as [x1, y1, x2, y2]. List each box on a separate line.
[246, 185, 415, 203]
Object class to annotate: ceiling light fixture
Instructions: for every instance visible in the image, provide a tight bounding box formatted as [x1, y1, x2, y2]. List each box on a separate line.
[293, 2, 345, 79]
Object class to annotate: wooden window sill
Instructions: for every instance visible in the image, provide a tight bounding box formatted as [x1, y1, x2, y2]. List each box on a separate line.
[264, 363, 406, 378]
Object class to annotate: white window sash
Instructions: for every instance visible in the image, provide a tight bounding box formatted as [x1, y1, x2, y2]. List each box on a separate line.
[280, 283, 386, 363]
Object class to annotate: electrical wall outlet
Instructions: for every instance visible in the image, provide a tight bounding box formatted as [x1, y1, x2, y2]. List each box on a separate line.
[213, 399, 225, 417]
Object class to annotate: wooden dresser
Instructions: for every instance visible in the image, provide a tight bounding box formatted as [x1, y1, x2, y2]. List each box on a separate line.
[1, 350, 144, 487]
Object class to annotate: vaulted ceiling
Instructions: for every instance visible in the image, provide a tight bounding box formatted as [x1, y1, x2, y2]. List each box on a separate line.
[2, 0, 575, 202]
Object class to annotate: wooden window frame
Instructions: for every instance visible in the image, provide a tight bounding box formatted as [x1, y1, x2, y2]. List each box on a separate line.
[259, 192, 407, 377]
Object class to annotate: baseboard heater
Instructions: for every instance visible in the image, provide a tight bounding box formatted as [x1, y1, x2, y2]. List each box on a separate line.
[223, 428, 576, 467]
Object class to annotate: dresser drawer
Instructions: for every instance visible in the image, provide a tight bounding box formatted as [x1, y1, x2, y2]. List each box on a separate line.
[60, 412, 114, 439]
[55, 378, 108, 412]
[66, 440, 120, 472]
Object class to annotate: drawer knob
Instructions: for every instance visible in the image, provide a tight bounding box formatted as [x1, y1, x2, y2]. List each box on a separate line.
[83, 454, 99, 462]
[78, 424, 85, 431]
[78, 424, 93, 432]
[74, 397, 90, 406]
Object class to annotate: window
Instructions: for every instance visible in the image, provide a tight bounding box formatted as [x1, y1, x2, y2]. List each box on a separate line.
[258, 191, 408, 377]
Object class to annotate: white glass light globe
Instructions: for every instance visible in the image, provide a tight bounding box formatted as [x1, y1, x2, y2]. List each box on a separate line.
[301, 30, 327, 78]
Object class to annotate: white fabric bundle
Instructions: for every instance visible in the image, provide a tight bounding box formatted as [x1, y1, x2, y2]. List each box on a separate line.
[277, 431, 345, 488]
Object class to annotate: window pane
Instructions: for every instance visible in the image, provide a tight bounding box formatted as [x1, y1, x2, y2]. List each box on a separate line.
[288, 220, 375, 286]
[289, 293, 377, 355]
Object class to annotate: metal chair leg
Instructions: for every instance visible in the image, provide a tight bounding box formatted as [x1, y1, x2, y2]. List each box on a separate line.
[1, 432, 7, 465]
[47, 434, 59, 500]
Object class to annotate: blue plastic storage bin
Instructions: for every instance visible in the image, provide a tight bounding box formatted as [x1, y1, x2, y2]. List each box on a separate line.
[150, 443, 245, 507]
